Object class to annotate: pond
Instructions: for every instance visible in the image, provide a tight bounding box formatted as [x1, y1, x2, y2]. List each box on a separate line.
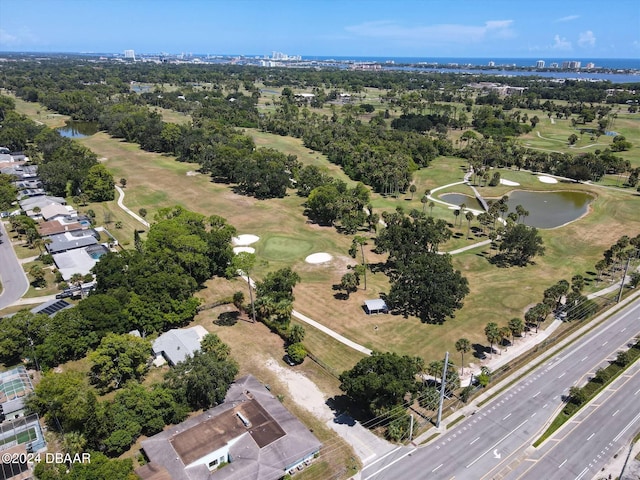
[57, 121, 99, 138]
[439, 193, 483, 211]
[441, 190, 594, 228]
[503, 190, 594, 229]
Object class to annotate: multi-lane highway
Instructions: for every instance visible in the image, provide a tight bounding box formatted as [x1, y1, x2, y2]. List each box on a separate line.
[363, 296, 640, 480]
[508, 360, 640, 479]
[0, 220, 29, 309]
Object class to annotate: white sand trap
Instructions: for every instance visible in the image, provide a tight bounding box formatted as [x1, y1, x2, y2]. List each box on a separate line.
[232, 234, 260, 246]
[233, 246, 255, 254]
[538, 175, 558, 184]
[500, 179, 520, 186]
[305, 252, 333, 264]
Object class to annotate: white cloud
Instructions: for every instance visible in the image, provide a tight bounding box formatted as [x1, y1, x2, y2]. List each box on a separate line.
[344, 19, 515, 44]
[0, 29, 18, 45]
[0, 28, 39, 47]
[578, 30, 596, 48]
[551, 34, 572, 50]
[554, 15, 580, 23]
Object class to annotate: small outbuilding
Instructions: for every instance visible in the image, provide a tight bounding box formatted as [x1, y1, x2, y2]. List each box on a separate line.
[364, 299, 388, 315]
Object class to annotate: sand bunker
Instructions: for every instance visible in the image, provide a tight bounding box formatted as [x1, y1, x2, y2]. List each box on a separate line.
[233, 246, 255, 254]
[500, 179, 520, 186]
[538, 176, 558, 184]
[232, 234, 260, 246]
[305, 252, 333, 264]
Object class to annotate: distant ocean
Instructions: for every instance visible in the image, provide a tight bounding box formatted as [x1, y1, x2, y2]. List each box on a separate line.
[304, 56, 640, 70]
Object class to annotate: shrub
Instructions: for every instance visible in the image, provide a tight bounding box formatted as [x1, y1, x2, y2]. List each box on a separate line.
[286, 342, 307, 364]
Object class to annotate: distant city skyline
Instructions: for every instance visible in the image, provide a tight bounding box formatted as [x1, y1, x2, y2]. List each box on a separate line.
[0, 0, 639, 58]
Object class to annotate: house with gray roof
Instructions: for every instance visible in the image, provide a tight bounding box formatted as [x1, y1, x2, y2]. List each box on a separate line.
[152, 326, 208, 366]
[137, 375, 321, 480]
[45, 230, 99, 254]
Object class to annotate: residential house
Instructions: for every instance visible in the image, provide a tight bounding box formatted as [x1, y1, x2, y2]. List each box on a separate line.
[152, 326, 208, 366]
[137, 375, 321, 480]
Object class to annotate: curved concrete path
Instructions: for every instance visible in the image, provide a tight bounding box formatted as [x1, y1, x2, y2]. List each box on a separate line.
[115, 185, 150, 228]
[292, 310, 373, 355]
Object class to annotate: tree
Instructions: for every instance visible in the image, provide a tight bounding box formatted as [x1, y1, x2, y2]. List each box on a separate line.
[418, 386, 441, 411]
[525, 302, 551, 333]
[26, 371, 96, 432]
[286, 342, 307, 364]
[455, 338, 471, 375]
[387, 253, 469, 324]
[88, 333, 152, 391]
[508, 317, 525, 341]
[119, 178, 127, 188]
[465, 211, 474, 238]
[288, 324, 305, 344]
[409, 184, 417, 199]
[499, 326, 512, 352]
[28, 264, 46, 287]
[138, 207, 147, 218]
[226, 252, 257, 322]
[494, 223, 545, 266]
[165, 350, 238, 410]
[0, 310, 48, 364]
[340, 271, 359, 297]
[485, 322, 500, 357]
[349, 235, 368, 290]
[568, 133, 579, 145]
[339, 352, 423, 417]
[200, 333, 230, 361]
[83, 164, 115, 202]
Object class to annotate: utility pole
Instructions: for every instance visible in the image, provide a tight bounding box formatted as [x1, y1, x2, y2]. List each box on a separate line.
[436, 351, 449, 428]
[408, 414, 414, 442]
[616, 257, 632, 303]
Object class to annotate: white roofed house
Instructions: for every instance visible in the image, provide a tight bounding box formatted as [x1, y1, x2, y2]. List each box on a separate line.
[152, 326, 209, 366]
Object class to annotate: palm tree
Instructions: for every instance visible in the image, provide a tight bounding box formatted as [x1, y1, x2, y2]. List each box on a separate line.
[429, 201, 435, 215]
[70, 273, 84, 298]
[455, 338, 471, 376]
[409, 184, 417, 200]
[508, 318, 524, 342]
[465, 211, 474, 238]
[453, 208, 460, 226]
[226, 252, 257, 323]
[421, 195, 428, 212]
[499, 326, 511, 353]
[485, 322, 500, 358]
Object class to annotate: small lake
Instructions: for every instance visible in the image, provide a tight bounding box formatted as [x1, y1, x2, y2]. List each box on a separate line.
[439, 193, 483, 211]
[441, 190, 593, 228]
[504, 190, 593, 228]
[57, 121, 99, 138]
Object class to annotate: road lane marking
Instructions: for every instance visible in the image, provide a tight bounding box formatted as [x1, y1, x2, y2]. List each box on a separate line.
[533, 391, 540, 398]
[602, 341, 608, 346]
[363, 447, 416, 479]
[587, 433, 595, 440]
[543, 403, 548, 408]
[363, 446, 403, 469]
[580, 356, 588, 362]
[531, 412, 537, 418]
[432, 464, 443, 473]
[503, 413, 512, 420]
[575, 467, 589, 480]
[634, 388, 640, 396]
[612, 409, 619, 417]
[558, 459, 567, 468]
[621, 327, 626, 332]
[465, 420, 528, 468]
[613, 411, 640, 442]
[470, 437, 480, 445]
[558, 372, 566, 378]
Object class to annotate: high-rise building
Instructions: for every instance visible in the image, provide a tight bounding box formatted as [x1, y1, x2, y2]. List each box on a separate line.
[536, 60, 545, 68]
[488, 61, 495, 67]
[124, 49, 136, 61]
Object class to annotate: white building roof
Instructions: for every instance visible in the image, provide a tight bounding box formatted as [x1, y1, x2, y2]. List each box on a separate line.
[152, 326, 208, 366]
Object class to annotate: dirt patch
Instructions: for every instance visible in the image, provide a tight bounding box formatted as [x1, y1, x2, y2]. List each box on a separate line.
[264, 358, 332, 421]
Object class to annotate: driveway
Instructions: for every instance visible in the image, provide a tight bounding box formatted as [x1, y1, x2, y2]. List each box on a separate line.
[0, 221, 29, 310]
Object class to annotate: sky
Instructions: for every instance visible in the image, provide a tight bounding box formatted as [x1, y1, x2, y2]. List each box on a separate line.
[1, 0, 639, 59]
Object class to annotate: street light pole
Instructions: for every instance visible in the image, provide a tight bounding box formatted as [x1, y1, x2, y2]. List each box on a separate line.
[436, 351, 449, 428]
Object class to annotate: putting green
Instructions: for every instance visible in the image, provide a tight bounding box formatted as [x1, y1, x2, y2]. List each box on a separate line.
[259, 235, 314, 261]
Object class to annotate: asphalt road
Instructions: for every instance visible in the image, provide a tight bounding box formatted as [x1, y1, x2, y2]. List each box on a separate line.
[0, 221, 29, 309]
[363, 297, 640, 480]
[507, 360, 640, 480]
